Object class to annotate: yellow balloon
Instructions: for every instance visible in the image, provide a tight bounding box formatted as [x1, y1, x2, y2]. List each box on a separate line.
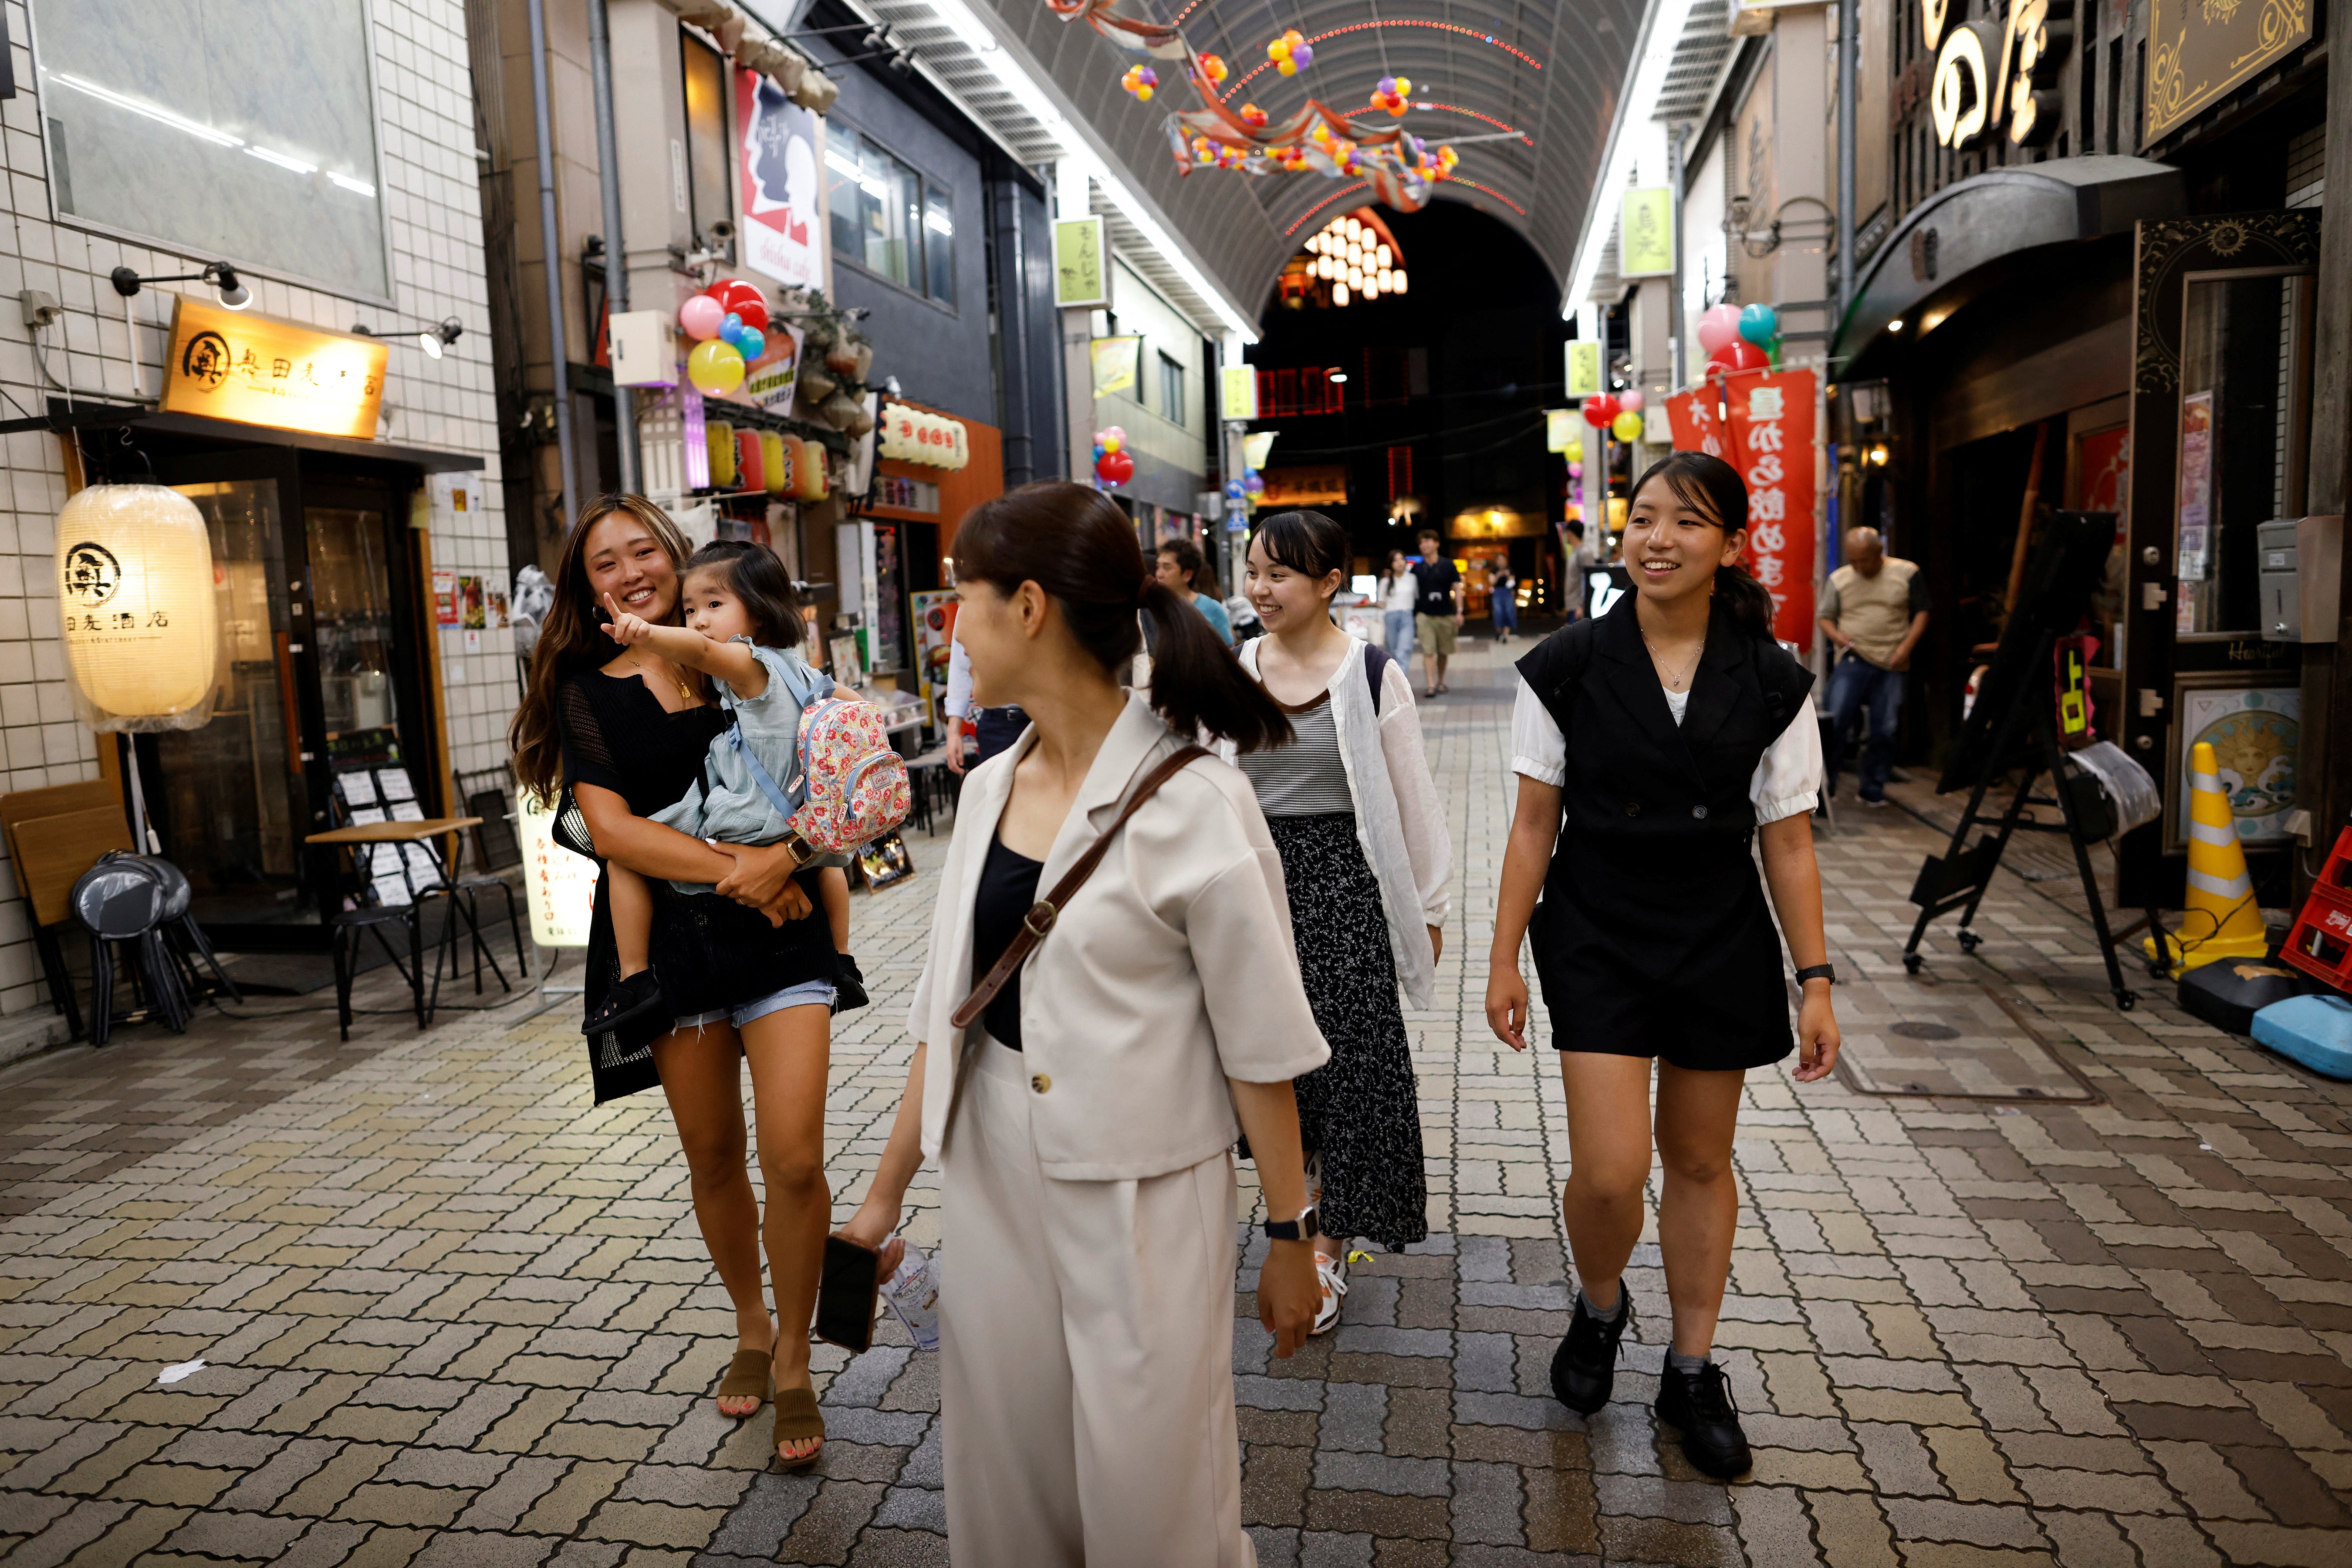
[1135, 85, 1153, 101]
[687, 338, 746, 395]
[1612, 410, 1645, 442]
[1565, 440, 1584, 463]
[1277, 59, 1297, 74]
[1393, 75, 1412, 94]
[1102, 436, 1122, 454]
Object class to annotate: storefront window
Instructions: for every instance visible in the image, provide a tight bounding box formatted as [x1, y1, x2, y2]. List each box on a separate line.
[307, 507, 404, 760]
[682, 34, 734, 260]
[825, 132, 952, 304]
[31, 0, 392, 301]
[2173, 272, 2313, 635]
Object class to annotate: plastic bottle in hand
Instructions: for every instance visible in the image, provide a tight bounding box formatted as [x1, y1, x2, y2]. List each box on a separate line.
[880, 1242, 939, 1352]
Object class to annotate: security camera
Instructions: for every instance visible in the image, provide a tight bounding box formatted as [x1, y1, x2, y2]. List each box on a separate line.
[707, 219, 736, 243]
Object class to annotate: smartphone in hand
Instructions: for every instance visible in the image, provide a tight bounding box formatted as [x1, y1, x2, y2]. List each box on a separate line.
[814, 1234, 882, 1352]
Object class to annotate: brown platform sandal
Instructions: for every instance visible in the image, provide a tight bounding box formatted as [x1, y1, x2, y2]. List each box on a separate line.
[715, 1348, 771, 1418]
[773, 1385, 825, 1469]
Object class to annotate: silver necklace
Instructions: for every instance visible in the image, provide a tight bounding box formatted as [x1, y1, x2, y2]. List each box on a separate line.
[1642, 631, 1704, 692]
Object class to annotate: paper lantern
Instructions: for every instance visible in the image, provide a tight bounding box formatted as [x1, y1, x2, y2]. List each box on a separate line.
[707, 420, 737, 488]
[785, 434, 828, 501]
[759, 431, 789, 496]
[734, 429, 765, 493]
[56, 485, 220, 731]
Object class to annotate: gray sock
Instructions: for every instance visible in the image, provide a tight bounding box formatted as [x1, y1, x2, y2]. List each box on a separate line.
[1577, 1286, 1627, 1323]
[1667, 1348, 1712, 1375]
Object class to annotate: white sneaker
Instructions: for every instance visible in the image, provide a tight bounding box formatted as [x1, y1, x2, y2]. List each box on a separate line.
[1311, 1250, 1348, 1335]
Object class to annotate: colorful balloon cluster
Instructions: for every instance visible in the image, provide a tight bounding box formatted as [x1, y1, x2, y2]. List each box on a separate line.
[1582, 389, 1649, 442]
[1094, 426, 1134, 487]
[1696, 302, 1778, 377]
[1239, 102, 1270, 128]
[1195, 52, 1228, 85]
[1121, 63, 1157, 101]
[678, 279, 772, 396]
[1222, 470, 1267, 507]
[1369, 75, 1413, 116]
[1266, 28, 1314, 74]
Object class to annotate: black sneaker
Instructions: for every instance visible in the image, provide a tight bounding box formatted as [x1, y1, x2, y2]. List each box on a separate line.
[831, 953, 869, 1015]
[1549, 1290, 1633, 1415]
[1654, 1360, 1753, 1479]
[584, 970, 666, 1037]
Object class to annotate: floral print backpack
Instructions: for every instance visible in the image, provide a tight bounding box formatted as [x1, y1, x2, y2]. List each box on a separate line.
[740, 658, 911, 855]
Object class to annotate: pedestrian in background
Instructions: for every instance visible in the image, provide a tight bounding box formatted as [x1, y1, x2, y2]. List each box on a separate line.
[942, 632, 1027, 774]
[1410, 527, 1463, 697]
[837, 481, 1325, 1566]
[1484, 452, 1842, 1481]
[1379, 547, 1417, 659]
[508, 497, 836, 1469]
[1817, 526, 1927, 807]
[1490, 561, 1520, 644]
[1156, 536, 1235, 645]
[1234, 510, 1450, 1331]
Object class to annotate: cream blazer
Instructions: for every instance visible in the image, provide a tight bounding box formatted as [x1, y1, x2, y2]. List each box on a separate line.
[909, 693, 1333, 1181]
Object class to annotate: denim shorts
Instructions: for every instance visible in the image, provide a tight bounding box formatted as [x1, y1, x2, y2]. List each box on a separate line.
[674, 978, 835, 1031]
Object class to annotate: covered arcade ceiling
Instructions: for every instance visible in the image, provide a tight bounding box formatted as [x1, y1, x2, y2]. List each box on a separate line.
[966, 0, 1648, 322]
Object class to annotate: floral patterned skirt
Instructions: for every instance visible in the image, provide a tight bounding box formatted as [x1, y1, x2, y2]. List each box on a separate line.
[1265, 811, 1429, 1253]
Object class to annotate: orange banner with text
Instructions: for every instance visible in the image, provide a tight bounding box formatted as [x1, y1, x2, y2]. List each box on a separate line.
[1663, 369, 1817, 646]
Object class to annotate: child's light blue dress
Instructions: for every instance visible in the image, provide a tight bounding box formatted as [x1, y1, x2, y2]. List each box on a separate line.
[652, 642, 835, 892]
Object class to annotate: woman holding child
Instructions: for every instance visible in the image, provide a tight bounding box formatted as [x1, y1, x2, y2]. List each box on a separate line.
[508, 496, 847, 1469]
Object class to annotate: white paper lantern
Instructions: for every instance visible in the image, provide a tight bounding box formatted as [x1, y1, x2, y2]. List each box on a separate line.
[56, 485, 220, 731]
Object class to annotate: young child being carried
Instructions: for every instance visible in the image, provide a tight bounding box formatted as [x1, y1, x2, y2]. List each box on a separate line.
[585, 541, 865, 1036]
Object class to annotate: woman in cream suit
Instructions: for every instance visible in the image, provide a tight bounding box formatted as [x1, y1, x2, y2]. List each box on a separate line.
[840, 481, 1326, 1567]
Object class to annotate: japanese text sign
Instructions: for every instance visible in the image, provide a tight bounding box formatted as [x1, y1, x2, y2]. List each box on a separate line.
[161, 297, 388, 439]
[1665, 368, 1818, 646]
[518, 790, 597, 947]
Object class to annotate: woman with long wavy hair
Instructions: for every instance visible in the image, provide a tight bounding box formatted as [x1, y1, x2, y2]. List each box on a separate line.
[510, 495, 836, 1469]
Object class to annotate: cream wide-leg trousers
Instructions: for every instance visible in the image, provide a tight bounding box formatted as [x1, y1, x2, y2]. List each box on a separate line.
[939, 1039, 1255, 1568]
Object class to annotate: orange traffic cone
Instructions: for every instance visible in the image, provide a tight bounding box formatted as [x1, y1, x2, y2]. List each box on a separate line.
[2144, 740, 2269, 977]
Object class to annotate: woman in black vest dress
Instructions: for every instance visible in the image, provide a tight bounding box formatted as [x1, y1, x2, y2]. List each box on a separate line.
[1484, 452, 1842, 1480]
[510, 496, 838, 1469]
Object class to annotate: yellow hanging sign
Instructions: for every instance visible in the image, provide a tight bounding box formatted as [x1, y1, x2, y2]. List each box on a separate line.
[160, 296, 389, 439]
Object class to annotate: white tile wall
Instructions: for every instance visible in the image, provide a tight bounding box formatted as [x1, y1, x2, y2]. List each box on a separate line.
[0, 0, 510, 1014]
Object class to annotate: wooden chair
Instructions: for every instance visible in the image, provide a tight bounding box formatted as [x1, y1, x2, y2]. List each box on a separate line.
[1, 780, 134, 1040]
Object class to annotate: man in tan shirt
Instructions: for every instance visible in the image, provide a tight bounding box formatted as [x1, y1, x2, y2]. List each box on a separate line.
[1817, 527, 1927, 806]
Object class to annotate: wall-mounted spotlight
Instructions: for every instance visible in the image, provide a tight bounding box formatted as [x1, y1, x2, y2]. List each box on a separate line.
[110, 263, 250, 311]
[353, 318, 465, 358]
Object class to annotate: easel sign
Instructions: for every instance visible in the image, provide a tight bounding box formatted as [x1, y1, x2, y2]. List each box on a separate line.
[518, 792, 597, 947]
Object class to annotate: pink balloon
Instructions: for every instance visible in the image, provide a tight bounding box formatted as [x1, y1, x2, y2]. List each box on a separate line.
[679, 294, 725, 341]
[1568, 462, 1584, 478]
[1696, 303, 1741, 356]
[1104, 426, 1127, 444]
[1619, 389, 1646, 413]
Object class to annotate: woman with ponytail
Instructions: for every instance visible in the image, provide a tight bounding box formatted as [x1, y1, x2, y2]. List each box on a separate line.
[1484, 450, 1842, 1482]
[836, 481, 1325, 1565]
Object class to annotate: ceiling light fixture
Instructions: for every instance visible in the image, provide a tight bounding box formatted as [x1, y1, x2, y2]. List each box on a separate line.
[111, 263, 250, 311]
[1887, 318, 1905, 332]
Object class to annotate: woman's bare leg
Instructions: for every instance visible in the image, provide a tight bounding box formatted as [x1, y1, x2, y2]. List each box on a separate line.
[741, 1003, 833, 1463]
[1556, 1053, 1659, 1311]
[652, 1022, 773, 1416]
[1652, 1064, 1747, 1357]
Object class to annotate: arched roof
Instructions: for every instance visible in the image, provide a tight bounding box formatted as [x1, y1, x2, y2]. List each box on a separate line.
[971, 0, 1646, 324]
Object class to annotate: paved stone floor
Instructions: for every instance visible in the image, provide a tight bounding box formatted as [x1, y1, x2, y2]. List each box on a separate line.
[2, 640, 2349, 1567]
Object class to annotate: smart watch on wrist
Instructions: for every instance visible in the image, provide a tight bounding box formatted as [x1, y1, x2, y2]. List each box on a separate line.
[1263, 1204, 1319, 1242]
[1794, 964, 1836, 986]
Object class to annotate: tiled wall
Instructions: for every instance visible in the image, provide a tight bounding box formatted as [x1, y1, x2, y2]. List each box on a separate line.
[0, 0, 508, 1016]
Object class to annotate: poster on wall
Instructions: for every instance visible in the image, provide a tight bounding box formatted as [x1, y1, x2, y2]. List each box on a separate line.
[911, 589, 957, 729]
[2176, 685, 2299, 848]
[738, 71, 826, 289]
[743, 323, 807, 413]
[433, 568, 460, 626]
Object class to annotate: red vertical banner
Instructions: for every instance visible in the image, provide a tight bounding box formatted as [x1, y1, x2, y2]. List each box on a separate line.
[1662, 387, 1730, 458]
[1723, 369, 1818, 647]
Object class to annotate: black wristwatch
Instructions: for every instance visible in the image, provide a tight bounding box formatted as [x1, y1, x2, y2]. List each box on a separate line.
[1794, 964, 1836, 986]
[1263, 1205, 1319, 1242]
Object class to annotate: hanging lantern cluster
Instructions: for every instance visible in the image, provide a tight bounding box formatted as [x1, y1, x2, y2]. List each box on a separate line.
[1094, 426, 1134, 487]
[55, 485, 221, 732]
[1694, 302, 1779, 379]
[1284, 210, 1407, 309]
[878, 405, 970, 470]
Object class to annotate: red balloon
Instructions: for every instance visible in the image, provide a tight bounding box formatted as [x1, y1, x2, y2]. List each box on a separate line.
[710, 278, 768, 323]
[1097, 451, 1136, 486]
[1711, 339, 1768, 373]
[1581, 394, 1621, 429]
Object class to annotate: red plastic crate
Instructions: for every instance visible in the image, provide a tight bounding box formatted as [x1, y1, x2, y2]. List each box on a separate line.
[2283, 827, 2352, 990]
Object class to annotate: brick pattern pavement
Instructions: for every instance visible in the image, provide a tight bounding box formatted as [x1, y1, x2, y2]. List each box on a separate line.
[0, 641, 2348, 1566]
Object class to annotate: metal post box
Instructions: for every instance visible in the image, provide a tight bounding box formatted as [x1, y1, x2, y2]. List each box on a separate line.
[2259, 515, 2342, 643]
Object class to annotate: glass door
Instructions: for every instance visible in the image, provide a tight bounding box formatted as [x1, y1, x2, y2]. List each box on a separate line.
[306, 500, 406, 767]
[157, 473, 312, 929]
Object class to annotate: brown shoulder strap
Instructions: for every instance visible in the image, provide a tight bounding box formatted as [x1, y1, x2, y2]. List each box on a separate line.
[950, 745, 1210, 1032]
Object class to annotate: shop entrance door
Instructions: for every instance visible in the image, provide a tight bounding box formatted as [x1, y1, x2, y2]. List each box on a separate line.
[143, 449, 432, 949]
[2117, 211, 2320, 909]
